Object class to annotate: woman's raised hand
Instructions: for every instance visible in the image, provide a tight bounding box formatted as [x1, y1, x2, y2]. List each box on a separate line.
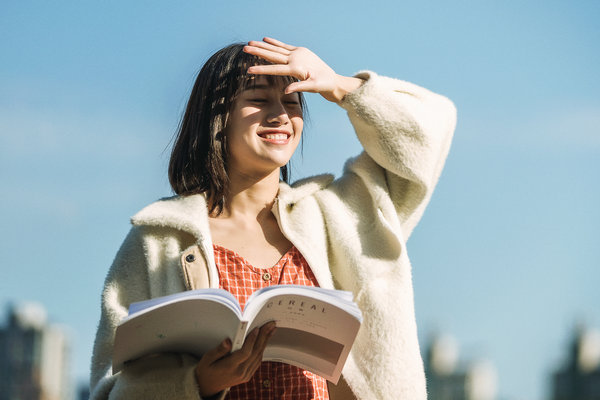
[195, 322, 276, 397]
[243, 37, 362, 103]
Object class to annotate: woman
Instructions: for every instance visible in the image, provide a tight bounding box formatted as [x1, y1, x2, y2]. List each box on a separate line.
[90, 37, 456, 400]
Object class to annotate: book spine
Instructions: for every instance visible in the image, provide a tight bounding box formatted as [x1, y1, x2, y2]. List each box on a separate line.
[231, 321, 248, 351]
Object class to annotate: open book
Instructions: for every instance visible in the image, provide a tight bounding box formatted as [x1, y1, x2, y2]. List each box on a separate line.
[113, 285, 362, 383]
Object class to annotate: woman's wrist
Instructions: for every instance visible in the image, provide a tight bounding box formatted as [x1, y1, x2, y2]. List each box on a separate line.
[330, 75, 364, 103]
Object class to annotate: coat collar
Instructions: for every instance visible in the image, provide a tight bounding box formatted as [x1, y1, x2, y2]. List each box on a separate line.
[277, 173, 334, 205]
[131, 193, 211, 241]
[130, 173, 335, 239]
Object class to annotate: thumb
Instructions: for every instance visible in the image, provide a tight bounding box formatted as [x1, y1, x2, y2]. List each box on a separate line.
[202, 338, 232, 364]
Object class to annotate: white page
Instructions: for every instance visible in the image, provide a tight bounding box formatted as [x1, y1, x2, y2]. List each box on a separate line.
[127, 288, 241, 317]
[242, 290, 361, 382]
[113, 297, 241, 373]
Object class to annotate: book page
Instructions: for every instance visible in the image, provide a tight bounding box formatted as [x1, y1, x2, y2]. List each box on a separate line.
[265, 327, 344, 375]
[127, 288, 240, 316]
[113, 298, 240, 373]
[243, 292, 360, 382]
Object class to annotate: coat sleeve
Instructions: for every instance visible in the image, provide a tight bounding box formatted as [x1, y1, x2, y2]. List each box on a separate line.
[338, 71, 456, 240]
[89, 226, 203, 400]
[307, 72, 455, 399]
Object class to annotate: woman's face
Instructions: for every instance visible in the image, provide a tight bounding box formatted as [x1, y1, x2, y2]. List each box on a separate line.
[225, 76, 303, 178]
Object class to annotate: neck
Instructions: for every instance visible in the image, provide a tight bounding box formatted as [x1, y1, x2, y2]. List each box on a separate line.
[217, 167, 281, 219]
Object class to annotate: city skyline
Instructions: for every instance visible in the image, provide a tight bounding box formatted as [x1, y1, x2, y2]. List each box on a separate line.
[0, 302, 70, 400]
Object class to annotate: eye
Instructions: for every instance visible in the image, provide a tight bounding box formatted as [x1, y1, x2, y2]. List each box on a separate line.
[248, 98, 267, 103]
[283, 93, 301, 106]
[284, 98, 301, 107]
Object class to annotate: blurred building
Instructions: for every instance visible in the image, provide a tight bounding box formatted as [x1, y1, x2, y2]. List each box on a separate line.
[424, 334, 497, 400]
[0, 302, 71, 400]
[552, 325, 600, 400]
[77, 383, 89, 400]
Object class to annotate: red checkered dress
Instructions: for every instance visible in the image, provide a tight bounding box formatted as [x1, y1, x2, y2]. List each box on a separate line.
[214, 244, 330, 400]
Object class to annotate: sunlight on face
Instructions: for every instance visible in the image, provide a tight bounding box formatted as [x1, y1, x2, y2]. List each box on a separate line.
[225, 76, 303, 179]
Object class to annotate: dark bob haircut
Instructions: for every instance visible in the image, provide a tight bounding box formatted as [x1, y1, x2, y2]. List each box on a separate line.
[168, 43, 306, 215]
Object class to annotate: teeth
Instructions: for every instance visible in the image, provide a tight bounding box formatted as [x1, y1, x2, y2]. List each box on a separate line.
[264, 134, 288, 140]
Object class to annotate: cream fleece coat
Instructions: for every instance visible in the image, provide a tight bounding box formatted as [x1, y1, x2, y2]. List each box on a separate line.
[90, 71, 456, 400]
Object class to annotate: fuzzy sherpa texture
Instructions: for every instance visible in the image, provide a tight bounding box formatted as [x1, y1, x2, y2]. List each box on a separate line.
[90, 71, 456, 400]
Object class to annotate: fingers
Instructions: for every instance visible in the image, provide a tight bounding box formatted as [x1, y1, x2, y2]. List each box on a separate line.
[247, 40, 291, 55]
[243, 37, 298, 66]
[244, 38, 310, 82]
[232, 322, 275, 364]
[245, 65, 318, 94]
[243, 37, 340, 101]
[201, 337, 232, 364]
[247, 64, 311, 84]
[219, 322, 276, 382]
[244, 45, 288, 65]
[253, 321, 276, 354]
[262, 37, 296, 51]
[237, 322, 276, 378]
[195, 322, 277, 395]
[239, 326, 260, 356]
[247, 64, 292, 76]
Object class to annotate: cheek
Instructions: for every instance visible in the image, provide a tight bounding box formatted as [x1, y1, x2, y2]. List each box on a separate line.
[227, 101, 262, 129]
[292, 116, 304, 137]
[226, 112, 260, 145]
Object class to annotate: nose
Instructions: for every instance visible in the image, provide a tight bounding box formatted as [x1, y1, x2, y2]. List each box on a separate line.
[265, 100, 290, 125]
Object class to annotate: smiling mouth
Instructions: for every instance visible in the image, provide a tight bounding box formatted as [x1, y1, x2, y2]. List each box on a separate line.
[257, 131, 292, 144]
[260, 133, 289, 140]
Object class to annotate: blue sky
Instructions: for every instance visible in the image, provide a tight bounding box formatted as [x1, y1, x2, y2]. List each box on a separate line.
[1, 1, 598, 399]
